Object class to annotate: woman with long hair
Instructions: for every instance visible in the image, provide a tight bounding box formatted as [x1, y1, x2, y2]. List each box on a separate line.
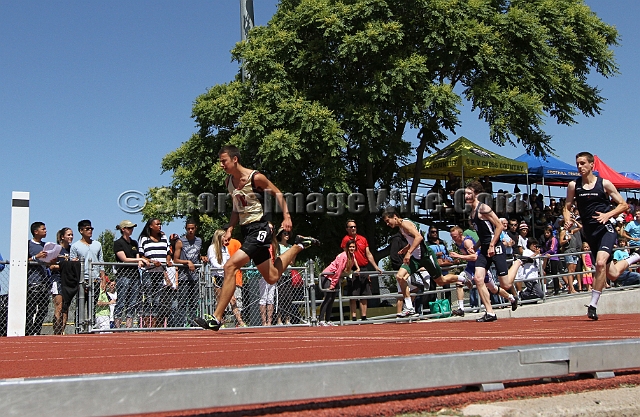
[257, 223, 278, 326]
[541, 225, 562, 295]
[49, 227, 73, 334]
[275, 226, 298, 325]
[319, 239, 359, 326]
[208, 229, 228, 302]
[207, 229, 246, 327]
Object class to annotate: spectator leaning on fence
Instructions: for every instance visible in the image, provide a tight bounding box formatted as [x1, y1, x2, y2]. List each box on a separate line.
[541, 225, 563, 295]
[613, 238, 640, 286]
[427, 225, 455, 306]
[26, 222, 51, 336]
[341, 219, 382, 321]
[137, 218, 173, 328]
[275, 226, 297, 326]
[320, 239, 359, 326]
[95, 275, 115, 331]
[70, 219, 106, 291]
[514, 238, 545, 301]
[173, 219, 206, 327]
[113, 220, 144, 329]
[448, 226, 479, 317]
[559, 218, 581, 294]
[48, 227, 73, 335]
[207, 229, 247, 328]
[622, 209, 640, 248]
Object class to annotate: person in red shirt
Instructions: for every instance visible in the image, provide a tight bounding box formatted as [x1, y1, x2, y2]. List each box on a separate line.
[340, 220, 382, 321]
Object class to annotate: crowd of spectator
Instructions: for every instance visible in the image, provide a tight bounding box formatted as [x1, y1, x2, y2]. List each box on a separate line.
[12, 216, 309, 335]
[5, 188, 640, 333]
[19, 218, 193, 334]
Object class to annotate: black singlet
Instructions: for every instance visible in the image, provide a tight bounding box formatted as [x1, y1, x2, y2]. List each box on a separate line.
[471, 203, 495, 245]
[574, 176, 613, 231]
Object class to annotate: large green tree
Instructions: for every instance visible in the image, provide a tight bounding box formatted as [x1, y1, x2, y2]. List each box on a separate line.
[146, 0, 618, 262]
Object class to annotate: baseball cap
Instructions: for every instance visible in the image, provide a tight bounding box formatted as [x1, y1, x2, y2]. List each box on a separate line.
[116, 220, 137, 230]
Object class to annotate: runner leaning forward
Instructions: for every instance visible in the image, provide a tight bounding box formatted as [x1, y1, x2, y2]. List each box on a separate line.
[194, 145, 320, 331]
[466, 181, 519, 322]
[382, 207, 467, 317]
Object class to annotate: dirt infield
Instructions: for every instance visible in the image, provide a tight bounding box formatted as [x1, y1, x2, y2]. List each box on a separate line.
[2, 314, 640, 416]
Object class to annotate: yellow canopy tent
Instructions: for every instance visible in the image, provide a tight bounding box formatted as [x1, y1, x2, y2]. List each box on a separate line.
[399, 136, 528, 181]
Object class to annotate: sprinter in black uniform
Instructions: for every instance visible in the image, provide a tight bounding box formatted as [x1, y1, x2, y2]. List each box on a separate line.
[466, 181, 519, 322]
[564, 152, 640, 320]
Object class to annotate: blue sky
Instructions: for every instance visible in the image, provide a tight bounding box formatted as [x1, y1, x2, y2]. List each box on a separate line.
[1, 0, 638, 260]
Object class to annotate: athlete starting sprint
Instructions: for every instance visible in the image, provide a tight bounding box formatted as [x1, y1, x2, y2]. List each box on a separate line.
[194, 145, 320, 331]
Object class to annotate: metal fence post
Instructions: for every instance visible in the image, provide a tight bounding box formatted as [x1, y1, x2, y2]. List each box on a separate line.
[77, 257, 87, 333]
[88, 261, 95, 332]
[337, 277, 344, 326]
[307, 260, 317, 326]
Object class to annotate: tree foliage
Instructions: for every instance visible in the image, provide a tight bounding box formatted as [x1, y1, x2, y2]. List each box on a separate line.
[145, 0, 618, 262]
[97, 229, 116, 264]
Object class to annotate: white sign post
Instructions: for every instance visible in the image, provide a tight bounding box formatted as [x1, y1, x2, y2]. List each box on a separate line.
[7, 191, 29, 337]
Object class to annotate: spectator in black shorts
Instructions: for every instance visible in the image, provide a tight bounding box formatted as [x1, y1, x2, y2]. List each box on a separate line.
[341, 220, 383, 321]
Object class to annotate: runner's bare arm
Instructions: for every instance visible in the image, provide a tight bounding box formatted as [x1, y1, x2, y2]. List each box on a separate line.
[563, 181, 576, 229]
[450, 239, 477, 262]
[224, 211, 239, 242]
[253, 173, 292, 232]
[365, 247, 382, 272]
[596, 179, 629, 224]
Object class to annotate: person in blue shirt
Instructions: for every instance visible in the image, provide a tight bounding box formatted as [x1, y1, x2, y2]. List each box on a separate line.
[622, 210, 640, 248]
[27, 222, 51, 335]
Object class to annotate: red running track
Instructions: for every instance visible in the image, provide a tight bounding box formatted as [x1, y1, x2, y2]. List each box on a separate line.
[1, 314, 639, 380]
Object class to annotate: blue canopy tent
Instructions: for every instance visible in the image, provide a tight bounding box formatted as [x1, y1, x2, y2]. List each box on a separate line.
[493, 154, 583, 240]
[494, 154, 581, 185]
[620, 172, 640, 182]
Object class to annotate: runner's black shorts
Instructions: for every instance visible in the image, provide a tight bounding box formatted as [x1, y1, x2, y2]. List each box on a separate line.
[584, 222, 617, 262]
[240, 220, 273, 266]
[475, 243, 509, 277]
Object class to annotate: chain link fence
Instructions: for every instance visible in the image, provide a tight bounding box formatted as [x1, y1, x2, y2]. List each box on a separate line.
[1, 261, 79, 336]
[3, 253, 639, 335]
[83, 262, 313, 332]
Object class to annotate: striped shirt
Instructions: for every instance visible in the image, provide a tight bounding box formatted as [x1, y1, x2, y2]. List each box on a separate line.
[138, 235, 169, 272]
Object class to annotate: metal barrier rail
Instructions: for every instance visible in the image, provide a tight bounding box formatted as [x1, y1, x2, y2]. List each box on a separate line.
[316, 250, 640, 325]
[3, 250, 638, 335]
[2, 338, 639, 417]
[0, 262, 79, 336]
[85, 261, 312, 332]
